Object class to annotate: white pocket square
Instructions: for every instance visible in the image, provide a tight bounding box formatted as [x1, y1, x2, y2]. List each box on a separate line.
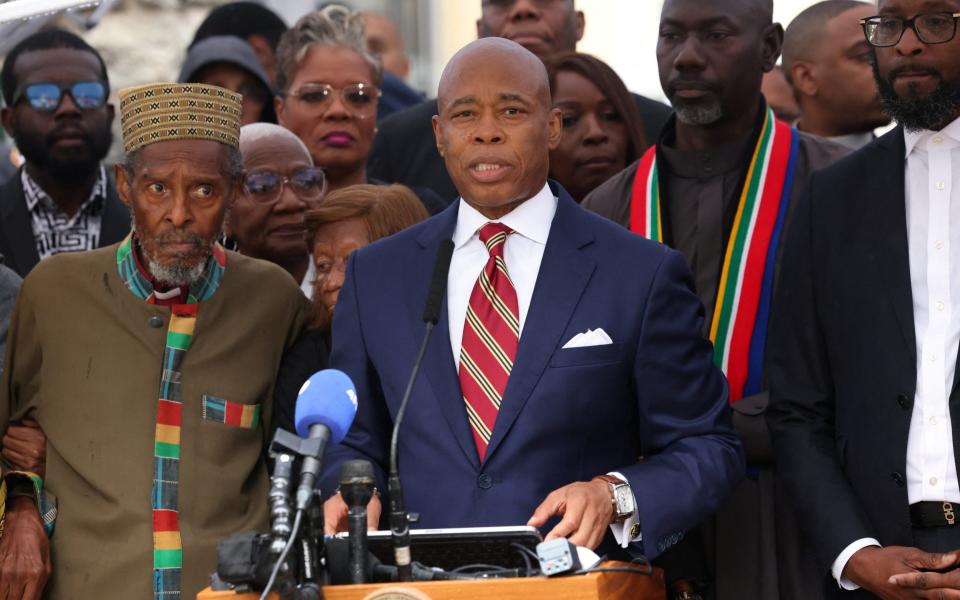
[562, 328, 613, 349]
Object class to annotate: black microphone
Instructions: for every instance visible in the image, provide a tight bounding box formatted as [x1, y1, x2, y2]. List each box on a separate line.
[389, 240, 455, 581]
[340, 459, 375, 584]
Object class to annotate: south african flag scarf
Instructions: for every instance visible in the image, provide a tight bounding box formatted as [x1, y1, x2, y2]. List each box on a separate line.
[117, 235, 226, 600]
[629, 108, 800, 402]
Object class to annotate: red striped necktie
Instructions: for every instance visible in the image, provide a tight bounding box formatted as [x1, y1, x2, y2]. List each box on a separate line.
[459, 222, 520, 462]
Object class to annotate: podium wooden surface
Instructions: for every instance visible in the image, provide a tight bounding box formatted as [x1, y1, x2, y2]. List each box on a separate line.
[197, 562, 665, 600]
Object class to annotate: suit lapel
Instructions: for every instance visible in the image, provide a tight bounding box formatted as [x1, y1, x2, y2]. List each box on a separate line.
[868, 129, 916, 368]
[484, 188, 596, 462]
[412, 204, 480, 469]
[0, 174, 40, 276]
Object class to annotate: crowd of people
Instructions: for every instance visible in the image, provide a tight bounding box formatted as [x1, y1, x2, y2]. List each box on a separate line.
[0, 0, 957, 599]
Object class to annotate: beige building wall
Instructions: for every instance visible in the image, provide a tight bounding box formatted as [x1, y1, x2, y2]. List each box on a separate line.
[427, 0, 845, 102]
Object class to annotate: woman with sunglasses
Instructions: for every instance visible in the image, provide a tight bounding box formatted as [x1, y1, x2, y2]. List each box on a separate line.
[229, 123, 326, 295]
[274, 5, 444, 215]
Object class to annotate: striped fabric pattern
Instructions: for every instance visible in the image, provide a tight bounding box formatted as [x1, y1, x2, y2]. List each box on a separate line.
[459, 223, 519, 461]
[201, 395, 261, 429]
[116, 234, 226, 600]
[627, 109, 799, 402]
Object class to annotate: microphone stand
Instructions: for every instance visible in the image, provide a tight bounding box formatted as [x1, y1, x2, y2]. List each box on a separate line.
[388, 321, 434, 582]
[389, 240, 454, 581]
[267, 429, 330, 599]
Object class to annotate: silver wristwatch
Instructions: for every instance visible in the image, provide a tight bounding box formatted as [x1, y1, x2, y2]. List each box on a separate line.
[597, 475, 635, 522]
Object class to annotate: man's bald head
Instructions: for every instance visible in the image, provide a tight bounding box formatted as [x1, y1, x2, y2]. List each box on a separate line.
[662, 0, 774, 29]
[432, 37, 562, 218]
[240, 122, 311, 160]
[782, 0, 869, 74]
[438, 37, 551, 112]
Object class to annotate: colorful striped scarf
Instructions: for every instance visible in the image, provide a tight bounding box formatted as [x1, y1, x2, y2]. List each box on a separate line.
[629, 108, 800, 402]
[116, 234, 226, 600]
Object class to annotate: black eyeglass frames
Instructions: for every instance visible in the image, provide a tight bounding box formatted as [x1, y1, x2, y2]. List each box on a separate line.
[861, 12, 960, 47]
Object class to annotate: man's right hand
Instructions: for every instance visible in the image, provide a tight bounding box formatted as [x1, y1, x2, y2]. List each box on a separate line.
[323, 492, 382, 536]
[843, 545, 958, 599]
[2, 420, 47, 477]
[0, 495, 50, 600]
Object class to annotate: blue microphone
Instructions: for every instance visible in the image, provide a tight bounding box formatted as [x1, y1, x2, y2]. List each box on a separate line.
[294, 369, 358, 511]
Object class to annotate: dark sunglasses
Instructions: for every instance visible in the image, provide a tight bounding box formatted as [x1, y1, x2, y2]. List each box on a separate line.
[243, 167, 327, 204]
[12, 81, 108, 112]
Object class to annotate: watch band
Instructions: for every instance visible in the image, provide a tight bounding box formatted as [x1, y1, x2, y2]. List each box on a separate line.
[595, 474, 626, 487]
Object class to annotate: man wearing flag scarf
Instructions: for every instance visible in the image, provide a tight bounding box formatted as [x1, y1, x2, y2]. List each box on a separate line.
[0, 83, 310, 600]
[583, 0, 848, 597]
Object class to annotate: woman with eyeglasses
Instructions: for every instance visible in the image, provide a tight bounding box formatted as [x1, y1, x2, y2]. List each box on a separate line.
[273, 5, 445, 215]
[229, 123, 326, 295]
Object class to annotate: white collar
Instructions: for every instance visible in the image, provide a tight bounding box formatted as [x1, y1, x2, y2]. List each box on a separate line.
[452, 182, 556, 250]
[904, 115, 960, 157]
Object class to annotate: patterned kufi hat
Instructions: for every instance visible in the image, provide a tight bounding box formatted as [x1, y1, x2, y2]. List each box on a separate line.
[119, 83, 242, 153]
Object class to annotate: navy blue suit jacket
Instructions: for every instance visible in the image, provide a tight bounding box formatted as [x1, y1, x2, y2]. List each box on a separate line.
[321, 182, 744, 559]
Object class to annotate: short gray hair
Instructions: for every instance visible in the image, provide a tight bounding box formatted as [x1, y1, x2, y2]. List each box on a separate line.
[121, 143, 244, 185]
[275, 4, 384, 93]
[239, 123, 312, 163]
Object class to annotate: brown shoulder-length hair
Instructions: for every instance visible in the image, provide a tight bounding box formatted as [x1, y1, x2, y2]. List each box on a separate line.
[545, 52, 647, 163]
[304, 183, 429, 329]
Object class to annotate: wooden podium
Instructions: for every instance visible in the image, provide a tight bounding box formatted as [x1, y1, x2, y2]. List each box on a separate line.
[197, 562, 665, 600]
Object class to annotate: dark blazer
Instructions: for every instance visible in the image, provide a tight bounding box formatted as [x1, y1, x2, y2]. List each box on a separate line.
[368, 94, 672, 203]
[0, 171, 130, 278]
[320, 181, 744, 559]
[273, 327, 329, 439]
[767, 128, 928, 592]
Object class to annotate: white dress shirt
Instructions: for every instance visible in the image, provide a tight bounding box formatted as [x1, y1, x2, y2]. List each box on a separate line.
[447, 183, 641, 547]
[447, 183, 556, 367]
[833, 117, 960, 589]
[300, 257, 315, 299]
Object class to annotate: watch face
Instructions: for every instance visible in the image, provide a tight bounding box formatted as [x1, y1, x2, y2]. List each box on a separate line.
[614, 487, 634, 515]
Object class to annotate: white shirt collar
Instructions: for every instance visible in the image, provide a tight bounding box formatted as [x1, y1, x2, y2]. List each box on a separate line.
[300, 256, 315, 299]
[452, 182, 556, 250]
[904, 115, 960, 157]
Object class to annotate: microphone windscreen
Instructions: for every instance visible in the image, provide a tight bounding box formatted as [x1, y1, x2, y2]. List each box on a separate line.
[295, 369, 358, 443]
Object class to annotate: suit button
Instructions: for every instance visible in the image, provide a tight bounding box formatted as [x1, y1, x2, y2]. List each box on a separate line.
[148, 316, 164, 328]
[477, 474, 492, 489]
[891, 472, 905, 487]
[897, 394, 911, 410]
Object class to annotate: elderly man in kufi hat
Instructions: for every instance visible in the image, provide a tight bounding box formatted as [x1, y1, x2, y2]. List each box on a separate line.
[0, 83, 311, 600]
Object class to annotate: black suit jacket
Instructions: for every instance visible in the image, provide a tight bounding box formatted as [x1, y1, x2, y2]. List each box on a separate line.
[368, 94, 672, 203]
[767, 127, 935, 581]
[0, 171, 130, 278]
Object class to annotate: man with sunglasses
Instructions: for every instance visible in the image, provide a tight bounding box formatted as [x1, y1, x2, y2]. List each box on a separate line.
[768, 0, 960, 598]
[0, 29, 129, 279]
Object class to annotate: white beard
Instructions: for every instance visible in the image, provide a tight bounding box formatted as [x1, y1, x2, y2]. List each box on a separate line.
[675, 101, 724, 126]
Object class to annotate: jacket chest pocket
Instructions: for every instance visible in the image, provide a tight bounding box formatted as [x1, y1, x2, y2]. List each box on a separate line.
[549, 343, 625, 368]
[201, 395, 262, 429]
[194, 395, 264, 473]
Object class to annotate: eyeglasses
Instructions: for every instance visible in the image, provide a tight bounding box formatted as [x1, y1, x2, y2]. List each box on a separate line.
[281, 83, 380, 119]
[12, 81, 108, 112]
[243, 167, 327, 205]
[861, 13, 960, 47]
